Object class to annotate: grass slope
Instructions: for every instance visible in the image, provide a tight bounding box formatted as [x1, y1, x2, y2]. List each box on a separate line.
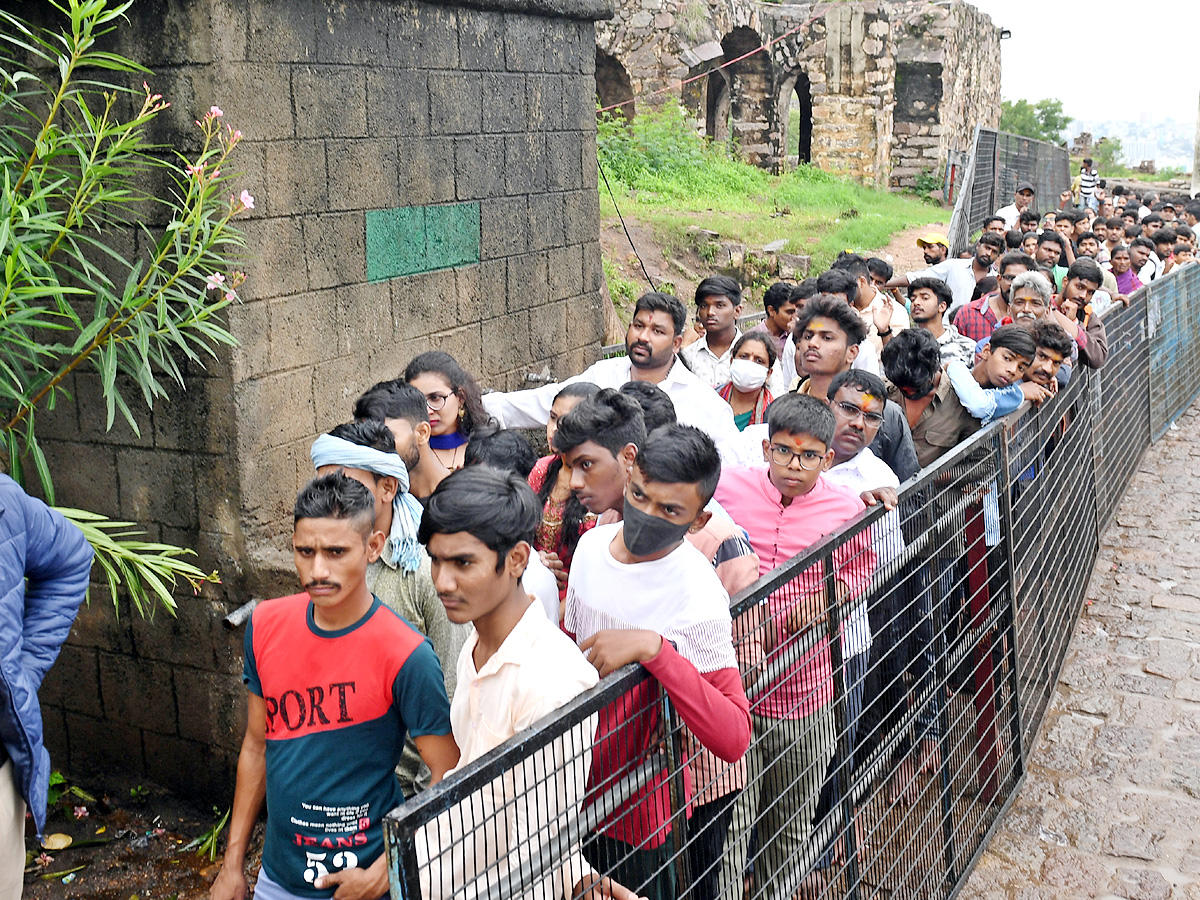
[598, 104, 944, 286]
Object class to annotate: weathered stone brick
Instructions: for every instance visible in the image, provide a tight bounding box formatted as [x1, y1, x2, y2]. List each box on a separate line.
[238, 216, 311, 301]
[526, 75, 565, 131]
[505, 132, 547, 194]
[248, 0, 317, 61]
[293, 65, 367, 139]
[506, 251, 549, 313]
[98, 653, 179, 733]
[454, 136, 507, 201]
[505, 15, 547, 74]
[264, 140, 328, 216]
[429, 71, 483, 135]
[316, 1, 390, 65]
[390, 3, 459, 68]
[546, 131, 584, 191]
[366, 69, 429, 137]
[326, 139, 399, 210]
[529, 192, 566, 251]
[302, 212, 366, 289]
[457, 8, 507, 71]
[396, 137, 457, 206]
[481, 73, 527, 133]
[480, 196, 530, 260]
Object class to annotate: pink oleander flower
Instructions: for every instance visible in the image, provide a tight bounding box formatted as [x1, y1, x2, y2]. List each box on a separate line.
[73, 806, 88, 819]
[209, 105, 223, 118]
[185, 163, 203, 179]
[205, 273, 226, 291]
[239, 189, 255, 210]
[224, 290, 236, 302]
[36, 852, 53, 867]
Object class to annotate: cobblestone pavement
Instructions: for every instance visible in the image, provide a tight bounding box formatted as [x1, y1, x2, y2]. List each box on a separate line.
[961, 405, 1200, 900]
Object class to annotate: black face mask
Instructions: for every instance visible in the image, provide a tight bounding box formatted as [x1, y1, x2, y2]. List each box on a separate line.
[621, 498, 692, 558]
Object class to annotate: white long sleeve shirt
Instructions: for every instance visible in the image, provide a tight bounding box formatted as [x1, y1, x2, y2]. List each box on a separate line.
[483, 356, 742, 463]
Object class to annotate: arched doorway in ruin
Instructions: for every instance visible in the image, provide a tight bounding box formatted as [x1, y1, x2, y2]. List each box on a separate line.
[595, 49, 634, 119]
[705, 69, 731, 144]
[717, 26, 774, 165]
[779, 70, 813, 166]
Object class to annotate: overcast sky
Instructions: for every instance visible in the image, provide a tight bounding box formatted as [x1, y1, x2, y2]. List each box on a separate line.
[969, 0, 1200, 125]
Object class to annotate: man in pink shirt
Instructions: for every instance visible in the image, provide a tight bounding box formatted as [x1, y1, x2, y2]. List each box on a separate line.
[713, 394, 875, 900]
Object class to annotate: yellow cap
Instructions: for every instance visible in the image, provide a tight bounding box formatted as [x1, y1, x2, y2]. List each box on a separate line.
[916, 232, 949, 248]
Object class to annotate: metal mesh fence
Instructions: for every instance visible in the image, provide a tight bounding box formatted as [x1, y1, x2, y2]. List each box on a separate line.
[946, 127, 1070, 257]
[386, 262, 1200, 900]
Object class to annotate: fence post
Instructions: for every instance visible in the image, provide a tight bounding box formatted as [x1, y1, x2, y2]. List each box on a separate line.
[995, 424, 1027, 773]
[386, 820, 424, 900]
[821, 546, 861, 900]
[662, 694, 693, 897]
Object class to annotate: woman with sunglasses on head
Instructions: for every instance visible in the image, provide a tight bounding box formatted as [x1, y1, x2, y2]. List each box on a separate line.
[403, 351, 494, 471]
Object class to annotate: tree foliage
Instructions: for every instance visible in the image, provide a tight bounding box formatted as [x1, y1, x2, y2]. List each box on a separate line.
[1092, 137, 1126, 172]
[1000, 98, 1071, 145]
[0, 0, 250, 615]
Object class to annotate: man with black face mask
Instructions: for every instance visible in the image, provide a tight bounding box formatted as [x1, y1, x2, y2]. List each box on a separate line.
[563, 419, 751, 900]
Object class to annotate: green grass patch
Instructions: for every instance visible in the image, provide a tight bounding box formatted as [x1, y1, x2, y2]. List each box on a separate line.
[597, 104, 944, 274]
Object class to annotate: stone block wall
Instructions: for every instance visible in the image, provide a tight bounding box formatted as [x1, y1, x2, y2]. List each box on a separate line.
[17, 0, 610, 800]
[890, 0, 1001, 190]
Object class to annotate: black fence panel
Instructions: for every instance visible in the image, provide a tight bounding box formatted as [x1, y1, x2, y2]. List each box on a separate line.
[386, 260, 1200, 900]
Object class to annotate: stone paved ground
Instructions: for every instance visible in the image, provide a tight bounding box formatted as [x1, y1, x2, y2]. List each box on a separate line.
[961, 404, 1200, 900]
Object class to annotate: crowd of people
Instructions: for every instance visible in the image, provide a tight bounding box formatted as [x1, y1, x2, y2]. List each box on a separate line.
[194, 176, 1200, 900]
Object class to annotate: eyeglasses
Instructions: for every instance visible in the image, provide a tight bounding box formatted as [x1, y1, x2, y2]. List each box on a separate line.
[768, 444, 826, 470]
[424, 392, 451, 411]
[831, 400, 885, 427]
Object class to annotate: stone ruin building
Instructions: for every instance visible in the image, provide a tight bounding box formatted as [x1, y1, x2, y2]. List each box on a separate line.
[595, 0, 1002, 189]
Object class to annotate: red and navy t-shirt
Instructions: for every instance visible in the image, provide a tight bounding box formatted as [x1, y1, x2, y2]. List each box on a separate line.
[244, 594, 451, 897]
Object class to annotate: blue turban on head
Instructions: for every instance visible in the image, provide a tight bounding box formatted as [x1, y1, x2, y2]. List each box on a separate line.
[309, 433, 425, 574]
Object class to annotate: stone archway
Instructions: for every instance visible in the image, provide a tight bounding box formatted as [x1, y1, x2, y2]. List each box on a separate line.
[778, 70, 813, 167]
[595, 49, 635, 118]
[719, 26, 774, 166]
[705, 69, 731, 144]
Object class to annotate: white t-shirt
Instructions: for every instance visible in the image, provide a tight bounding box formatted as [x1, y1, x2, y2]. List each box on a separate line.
[564, 523, 737, 674]
[522, 552, 560, 623]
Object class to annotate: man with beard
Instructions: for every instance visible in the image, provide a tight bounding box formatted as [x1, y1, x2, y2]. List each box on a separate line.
[887, 233, 1004, 316]
[1055, 259, 1111, 368]
[482, 291, 740, 462]
[915, 231, 949, 266]
[1035, 232, 1070, 290]
[354, 379, 450, 500]
[903, 277, 976, 366]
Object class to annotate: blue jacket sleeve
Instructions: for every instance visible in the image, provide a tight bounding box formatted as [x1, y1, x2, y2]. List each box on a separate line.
[17, 491, 93, 689]
[945, 360, 1024, 425]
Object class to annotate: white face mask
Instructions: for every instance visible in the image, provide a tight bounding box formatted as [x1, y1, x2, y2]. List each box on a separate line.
[729, 358, 769, 392]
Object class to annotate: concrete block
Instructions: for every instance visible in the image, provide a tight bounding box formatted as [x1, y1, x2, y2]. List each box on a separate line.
[116, 447, 198, 530]
[530, 299, 569, 360]
[248, 0, 317, 61]
[582, 136, 598, 189]
[482, 308, 531, 377]
[429, 72, 483, 135]
[153, 375, 235, 456]
[264, 140, 328, 216]
[210, 0, 249, 62]
[425, 202, 482, 271]
[563, 189, 600, 246]
[39, 645, 100, 715]
[311, 354, 375, 433]
[481, 73, 527, 134]
[398, 137, 458, 206]
[98, 652, 178, 732]
[367, 69, 429, 137]
[227, 300, 271, 381]
[480, 195, 530, 260]
[130, 597, 235, 672]
[562, 75, 598, 131]
[458, 8, 507, 71]
[505, 15, 547, 73]
[40, 704, 68, 771]
[432, 322, 484, 376]
[507, 252, 549, 313]
[390, 3, 459, 68]
[213, 63, 294, 142]
[546, 131, 584, 191]
[392, 270, 460, 341]
[293, 65, 367, 139]
[268, 292, 339, 373]
[69, 598, 138, 655]
[143, 730, 235, 800]
[233, 369, 316, 453]
[529, 192, 566, 251]
[39, 441, 120, 520]
[316, 1, 390, 65]
[63, 712, 143, 780]
[455, 259, 509, 324]
[326, 138, 399, 211]
[238, 216, 310, 301]
[174, 668, 246, 748]
[454, 136, 507, 201]
[504, 132, 547, 194]
[303, 212, 366, 289]
[335, 281, 394, 356]
[526, 75, 564, 131]
[548, 243, 584, 299]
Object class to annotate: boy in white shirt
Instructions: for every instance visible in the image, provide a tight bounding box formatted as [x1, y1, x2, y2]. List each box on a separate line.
[416, 466, 640, 900]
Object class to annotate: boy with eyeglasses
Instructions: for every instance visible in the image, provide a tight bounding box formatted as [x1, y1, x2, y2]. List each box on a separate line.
[713, 394, 875, 900]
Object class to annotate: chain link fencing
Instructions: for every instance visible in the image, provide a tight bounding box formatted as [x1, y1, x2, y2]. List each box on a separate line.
[384, 261, 1199, 900]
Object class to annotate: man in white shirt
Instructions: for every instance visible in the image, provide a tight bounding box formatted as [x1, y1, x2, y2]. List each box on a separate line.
[995, 181, 1036, 230]
[886, 232, 1005, 317]
[830, 253, 910, 352]
[416, 466, 639, 900]
[901, 277, 976, 367]
[483, 292, 741, 463]
[681, 275, 743, 388]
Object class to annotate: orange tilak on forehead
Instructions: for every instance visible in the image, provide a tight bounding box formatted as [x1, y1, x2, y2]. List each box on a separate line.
[807, 318, 831, 332]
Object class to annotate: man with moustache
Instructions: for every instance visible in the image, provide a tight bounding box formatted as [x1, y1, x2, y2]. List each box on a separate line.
[887, 233, 1005, 316]
[902, 277, 976, 366]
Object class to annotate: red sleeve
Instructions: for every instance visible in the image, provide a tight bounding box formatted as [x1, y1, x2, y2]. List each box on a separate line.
[528, 455, 554, 492]
[642, 641, 751, 763]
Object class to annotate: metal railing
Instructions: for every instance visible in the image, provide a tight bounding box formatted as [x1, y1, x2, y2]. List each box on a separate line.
[946, 127, 1071, 256]
[384, 262, 1199, 900]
